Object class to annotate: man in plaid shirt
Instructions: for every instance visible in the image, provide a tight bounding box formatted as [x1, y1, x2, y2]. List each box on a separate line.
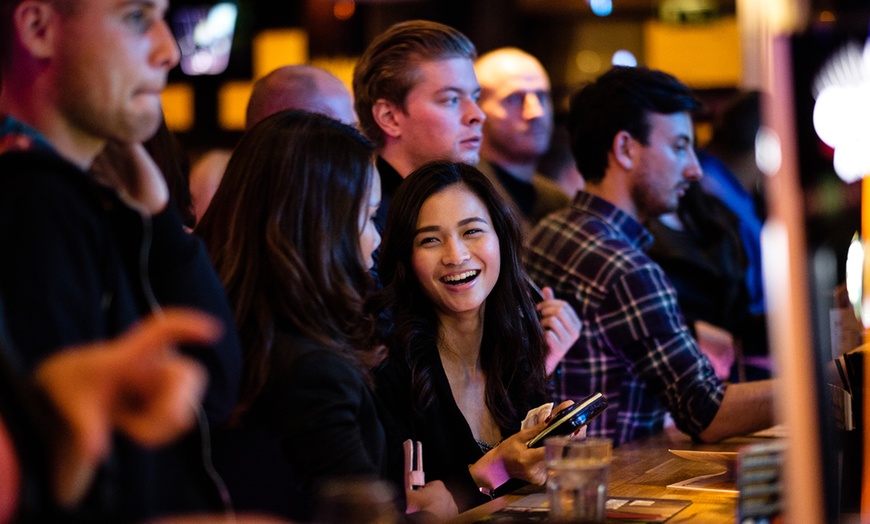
[524, 66, 774, 446]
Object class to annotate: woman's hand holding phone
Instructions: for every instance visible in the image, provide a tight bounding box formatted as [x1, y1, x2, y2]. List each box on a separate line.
[468, 394, 605, 493]
[498, 424, 549, 485]
[539, 400, 586, 438]
[527, 393, 607, 448]
[468, 422, 549, 492]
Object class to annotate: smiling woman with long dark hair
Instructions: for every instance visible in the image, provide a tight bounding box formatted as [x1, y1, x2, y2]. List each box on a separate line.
[374, 161, 563, 511]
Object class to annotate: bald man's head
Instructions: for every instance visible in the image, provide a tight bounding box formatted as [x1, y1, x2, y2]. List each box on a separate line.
[475, 48, 553, 167]
[245, 65, 357, 129]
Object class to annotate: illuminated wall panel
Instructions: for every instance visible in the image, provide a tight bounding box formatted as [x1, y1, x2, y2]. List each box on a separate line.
[253, 28, 309, 79]
[310, 56, 358, 91]
[218, 80, 254, 130]
[161, 83, 195, 132]
[644, 17, 741, 88]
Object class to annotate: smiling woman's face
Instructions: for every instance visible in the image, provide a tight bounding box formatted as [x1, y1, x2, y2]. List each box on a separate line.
[358, 166, 381, 270]
[410, 183, 500, 321]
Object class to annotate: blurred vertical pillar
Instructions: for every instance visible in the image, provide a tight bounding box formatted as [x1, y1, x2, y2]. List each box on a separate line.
[753, 1, 822, 523]
[761, 38, 821, 524]
[735, 0, 763, 89]
[863, 170, 870, 518]
[736, 0, 809, 90]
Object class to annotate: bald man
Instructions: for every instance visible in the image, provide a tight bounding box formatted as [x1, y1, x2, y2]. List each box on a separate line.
[475, 48, 569, 231]
[245, 64, 357, 129]
[190, 65, 357, 224]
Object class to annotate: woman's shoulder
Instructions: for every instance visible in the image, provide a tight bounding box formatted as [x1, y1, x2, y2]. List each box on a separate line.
[268, 330, 364, 384]
[247, 331, 374, 423]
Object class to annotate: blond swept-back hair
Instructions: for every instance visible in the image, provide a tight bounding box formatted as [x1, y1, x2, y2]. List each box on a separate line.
[352, 20, 476, 148]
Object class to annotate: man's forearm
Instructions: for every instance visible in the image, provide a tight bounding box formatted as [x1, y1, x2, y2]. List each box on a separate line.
[698, 379, 776, 443]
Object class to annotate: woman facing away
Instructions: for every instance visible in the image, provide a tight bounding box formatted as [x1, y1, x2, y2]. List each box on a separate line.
[195, 110, 456, 522]
[374, 161, 580, 512]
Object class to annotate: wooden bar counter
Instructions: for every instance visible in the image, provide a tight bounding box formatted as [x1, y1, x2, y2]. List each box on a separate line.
[449, 426, 775, 523]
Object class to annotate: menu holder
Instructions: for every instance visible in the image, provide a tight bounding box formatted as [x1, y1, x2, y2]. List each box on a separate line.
[665, 450, 739, 496]
[736, 441, 786, 523]
[836, 346, 865, 512]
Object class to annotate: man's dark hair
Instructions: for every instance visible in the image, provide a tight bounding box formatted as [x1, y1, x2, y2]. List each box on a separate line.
[568, 66, 701, 184]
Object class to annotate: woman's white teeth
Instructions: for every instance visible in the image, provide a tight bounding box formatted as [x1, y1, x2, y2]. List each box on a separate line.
[442, 270, 479, 284]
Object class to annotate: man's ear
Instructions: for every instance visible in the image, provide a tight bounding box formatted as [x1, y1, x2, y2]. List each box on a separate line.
[612, 130, 636, 171]
[372, 99, 403, 139]
[14, 0, 59, 60]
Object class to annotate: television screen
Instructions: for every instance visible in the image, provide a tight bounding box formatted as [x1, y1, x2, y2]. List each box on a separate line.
[172, 2, 239, 76]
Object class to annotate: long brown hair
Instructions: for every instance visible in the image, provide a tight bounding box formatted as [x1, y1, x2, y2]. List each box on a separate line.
[375, 161, 547, 430]
[196, 110, 379, 422]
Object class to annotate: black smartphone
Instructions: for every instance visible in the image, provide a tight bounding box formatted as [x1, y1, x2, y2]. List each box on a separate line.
[526, 392, 608, 448]
[526, 275, 545, 302]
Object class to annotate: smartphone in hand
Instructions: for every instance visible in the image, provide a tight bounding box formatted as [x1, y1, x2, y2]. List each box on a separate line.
[526, 392, 608, 448]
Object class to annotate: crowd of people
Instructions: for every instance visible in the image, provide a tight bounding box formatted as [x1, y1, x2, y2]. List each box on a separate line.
[0, 0, 775, 522]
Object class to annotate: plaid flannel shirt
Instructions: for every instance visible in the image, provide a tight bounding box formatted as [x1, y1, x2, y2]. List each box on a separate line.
[524, 192, 725, 446]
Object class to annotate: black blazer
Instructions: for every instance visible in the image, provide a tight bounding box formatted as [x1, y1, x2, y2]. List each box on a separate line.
[213, 328, 401, 521]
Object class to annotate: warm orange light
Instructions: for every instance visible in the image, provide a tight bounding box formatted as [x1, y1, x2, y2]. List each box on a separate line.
[160, 83, 194, 132]
[252, 29, 309, 79]
[862, 175, 870, 520]
[644, 17, 741, 88]
[334, 0, 355, 20]
[310, 56, 357, 89]
[218, 81, 254, 130]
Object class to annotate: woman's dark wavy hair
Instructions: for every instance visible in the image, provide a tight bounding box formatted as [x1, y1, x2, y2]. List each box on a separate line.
[196, 110, 379, 423]
[375, 161, 547, 430]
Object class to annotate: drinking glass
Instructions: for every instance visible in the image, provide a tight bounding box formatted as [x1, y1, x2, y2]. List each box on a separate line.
[545, 437, 612, 523]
